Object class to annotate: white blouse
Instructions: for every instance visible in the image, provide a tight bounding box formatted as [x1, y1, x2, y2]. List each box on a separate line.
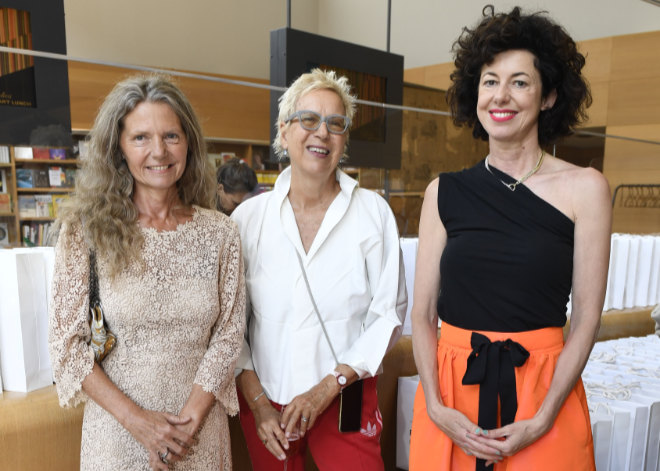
[232, 167, 407, 404]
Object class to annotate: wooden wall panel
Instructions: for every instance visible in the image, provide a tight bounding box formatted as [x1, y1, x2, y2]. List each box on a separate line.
[609, 31, 660, 81]
[68, 61, 270, 141]
[387, 85, 489, 235]
[602, 125, 660, 178]
[403, 62, 453, 91]
[606, 78, 660, 127]
[578, 37, 612, 128]
[585, 81, 609, 128]
[602, 32, 660, 233]
[605, 31, 660, 128]
[579, 37, 613, 84]
[604, 124, 660, 234]
[612, 208, 660, 234]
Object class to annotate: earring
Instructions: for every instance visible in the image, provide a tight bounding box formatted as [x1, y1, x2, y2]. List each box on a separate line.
[282, 149, 289, 159]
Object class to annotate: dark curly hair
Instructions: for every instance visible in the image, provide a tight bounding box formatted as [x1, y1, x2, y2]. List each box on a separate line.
[447, 5, 592, 146]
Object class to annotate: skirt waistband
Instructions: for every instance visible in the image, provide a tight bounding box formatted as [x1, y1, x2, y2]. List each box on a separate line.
[439, 321, 564, 351]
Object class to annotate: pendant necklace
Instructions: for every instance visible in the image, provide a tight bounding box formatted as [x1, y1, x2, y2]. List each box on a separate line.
[484, 150, 545, 192]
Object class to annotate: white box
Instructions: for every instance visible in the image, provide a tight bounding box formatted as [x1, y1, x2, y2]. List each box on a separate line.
[623, 236, 640, 309]
[396, 375, 420, 469]
[0, 249, 54, 392]
[400, 238, 418, 336]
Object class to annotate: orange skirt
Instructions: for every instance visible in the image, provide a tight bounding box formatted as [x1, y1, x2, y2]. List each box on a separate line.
[409, 322, 595, 471]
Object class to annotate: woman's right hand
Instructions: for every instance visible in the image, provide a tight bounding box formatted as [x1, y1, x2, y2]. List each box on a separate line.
[252, 400, 288, 461]
[428, 403, 502, 466]
[124, 408, 195, 470]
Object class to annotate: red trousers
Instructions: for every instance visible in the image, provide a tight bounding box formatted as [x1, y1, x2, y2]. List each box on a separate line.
[410, 322, 595, 471]
[238, 376, 384, 471]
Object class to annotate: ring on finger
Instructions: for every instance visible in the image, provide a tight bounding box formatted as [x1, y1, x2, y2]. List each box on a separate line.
[159, 449, 170, 463]
[262, 438, 268, 445]
[301, 416, 309, 423]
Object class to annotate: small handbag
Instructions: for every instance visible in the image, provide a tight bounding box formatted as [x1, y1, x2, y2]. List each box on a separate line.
[88, 251, 116, 362]
[295, 251, 363, 433]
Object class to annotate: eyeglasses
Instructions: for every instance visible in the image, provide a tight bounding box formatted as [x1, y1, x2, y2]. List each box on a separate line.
[285, 110, 351, 135]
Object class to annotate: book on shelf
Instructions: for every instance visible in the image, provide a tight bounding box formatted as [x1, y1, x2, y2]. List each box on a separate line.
[18, 195, 36, 217]
[14, 146, 33, 159]
[48, 167, 65, 187]
[64, 168, 76, 187]
[52, 194, 69, 218]
[0, 146, 9, 163]
[0, 222, 9, 247]
[34, 194, 54, 217]
[78, 140, 89, 159]
[49, 148, 67, 160]
[0, 194, 11, 213]
[21, 223, 31, 246]
[33, 147, 50, 160]
[21, 221, 53, 247]
[0, 169, 6, 192]
[34, 168, 50, 188]
[16, 168, 34, 188]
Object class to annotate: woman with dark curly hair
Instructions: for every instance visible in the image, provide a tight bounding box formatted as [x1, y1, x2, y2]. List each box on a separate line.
[410, 5, 611, 470]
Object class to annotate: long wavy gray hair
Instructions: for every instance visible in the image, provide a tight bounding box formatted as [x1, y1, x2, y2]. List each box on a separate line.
[55, 74, 215, 278]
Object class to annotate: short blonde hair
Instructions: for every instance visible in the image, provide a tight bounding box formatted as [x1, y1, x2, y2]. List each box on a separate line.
[272, 68, 357, 159]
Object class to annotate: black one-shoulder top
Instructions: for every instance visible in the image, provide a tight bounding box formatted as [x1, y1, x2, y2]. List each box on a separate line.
[436, 159, 574, 332]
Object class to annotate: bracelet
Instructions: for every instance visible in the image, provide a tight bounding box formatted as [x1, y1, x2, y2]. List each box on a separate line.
[252, 391, 266, 403]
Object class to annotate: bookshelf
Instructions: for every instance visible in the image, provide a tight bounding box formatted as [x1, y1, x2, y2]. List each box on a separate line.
[206, 137, 270, 170]
[0, 145, 78, 247]
[0, 146, 17, 247]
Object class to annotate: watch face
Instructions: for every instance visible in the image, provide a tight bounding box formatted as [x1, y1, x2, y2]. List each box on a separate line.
[338, 375, 347, 386]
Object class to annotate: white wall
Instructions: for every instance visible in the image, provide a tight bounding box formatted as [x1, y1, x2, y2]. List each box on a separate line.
[63, 0, 660, 79]
[63, 0, 317, 79]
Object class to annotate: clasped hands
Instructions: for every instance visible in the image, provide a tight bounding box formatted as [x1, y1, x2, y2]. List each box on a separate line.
[126, 408, 198, 471]
[431, 404, 549, 467]
[254, 375, 340, 460]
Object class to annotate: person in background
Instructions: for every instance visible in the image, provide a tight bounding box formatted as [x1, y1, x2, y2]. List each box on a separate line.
[232, 68, 407, 470]
[216, 157, 258, 215]
[48, 75, 245, 470]
[410, 5, 611, 471]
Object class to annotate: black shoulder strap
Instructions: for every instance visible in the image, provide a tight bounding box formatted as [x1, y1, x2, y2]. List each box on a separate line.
[89, 251, 100, 307]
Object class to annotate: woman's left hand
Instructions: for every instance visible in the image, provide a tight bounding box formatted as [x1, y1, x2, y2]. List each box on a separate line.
[467, 415, 550, 466]
[280, 376, 338, 437]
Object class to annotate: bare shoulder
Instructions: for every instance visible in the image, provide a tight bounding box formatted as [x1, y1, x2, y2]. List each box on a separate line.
[548, 157, 610, 201]
[570, 166, 610, 204]
[425, 177, 439, 197]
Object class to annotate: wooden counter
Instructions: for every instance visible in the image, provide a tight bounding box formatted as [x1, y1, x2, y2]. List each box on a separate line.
[0, 386, 84, 471]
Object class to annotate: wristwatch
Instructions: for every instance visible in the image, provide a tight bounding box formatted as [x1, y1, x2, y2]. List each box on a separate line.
[333, 370, 347, 390]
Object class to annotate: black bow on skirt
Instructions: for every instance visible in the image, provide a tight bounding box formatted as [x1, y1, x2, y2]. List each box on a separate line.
[462, 332, 530, 470]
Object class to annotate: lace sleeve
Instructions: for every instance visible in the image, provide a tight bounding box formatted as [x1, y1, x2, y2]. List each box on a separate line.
[48, 221, 95, 408]
[193, 221, 246, 415]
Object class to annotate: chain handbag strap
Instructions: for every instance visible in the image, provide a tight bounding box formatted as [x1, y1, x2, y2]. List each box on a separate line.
[294, 250, 340, 366]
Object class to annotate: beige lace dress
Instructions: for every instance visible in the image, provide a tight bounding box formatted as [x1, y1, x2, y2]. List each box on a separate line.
[48, 207, 245, 470]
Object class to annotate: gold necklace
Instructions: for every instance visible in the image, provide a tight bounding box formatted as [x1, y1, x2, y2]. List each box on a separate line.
[484, 150, 545, 192]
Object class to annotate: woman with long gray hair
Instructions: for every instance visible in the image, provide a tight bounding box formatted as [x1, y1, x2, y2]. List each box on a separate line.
[49, 75, 245, 470]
